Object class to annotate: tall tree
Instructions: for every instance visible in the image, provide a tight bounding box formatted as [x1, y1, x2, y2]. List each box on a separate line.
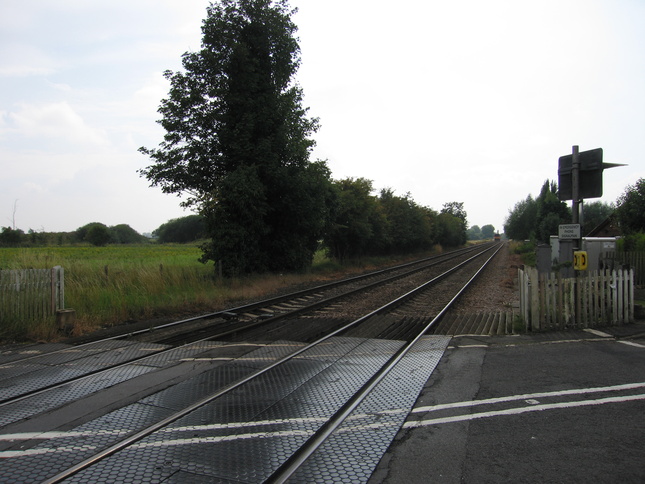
[379, 189, 434, 253]
[535, 180, 570, 243]
[323, 178, 384, 261]
[504, 195, 537, 241]
[467, 225, 482, 241]
[481, 224, 495, 239]
[139, 0, 331, 275]
[440, 202, 467, 245]
[615, 178, 645, 234]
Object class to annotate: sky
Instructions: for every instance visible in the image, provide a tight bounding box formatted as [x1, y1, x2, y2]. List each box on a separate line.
[1, 0, 643, 236]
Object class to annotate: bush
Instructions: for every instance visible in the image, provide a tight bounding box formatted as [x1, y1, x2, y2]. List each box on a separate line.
[618, 233, 645, 251]
[511, 240, 536, 266]
[153, 215, 205, 243]
[84, 224, 112, 246]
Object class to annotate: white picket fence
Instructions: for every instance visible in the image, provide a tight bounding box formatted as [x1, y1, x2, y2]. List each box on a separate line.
[519, 267, 634, 331]
[0, 267, 64, 323]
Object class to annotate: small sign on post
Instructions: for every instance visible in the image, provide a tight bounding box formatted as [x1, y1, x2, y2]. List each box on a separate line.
[559, 224, 581, 240]
[573, 251, 588, 270]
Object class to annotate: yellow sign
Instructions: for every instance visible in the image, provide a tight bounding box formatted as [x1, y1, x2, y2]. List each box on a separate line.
[574, 251, 588, 270]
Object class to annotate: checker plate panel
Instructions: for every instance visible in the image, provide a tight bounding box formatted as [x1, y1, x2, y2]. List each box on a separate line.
[61, 337, 449, 483]
[0, 340, 170, 401]
[292, 335, 451, 482]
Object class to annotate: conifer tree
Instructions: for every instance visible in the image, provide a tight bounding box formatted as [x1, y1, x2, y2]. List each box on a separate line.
[140, 0, 333, 274]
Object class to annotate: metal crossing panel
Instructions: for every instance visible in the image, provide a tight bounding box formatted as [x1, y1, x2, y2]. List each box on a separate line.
[53, 336, 449, 483]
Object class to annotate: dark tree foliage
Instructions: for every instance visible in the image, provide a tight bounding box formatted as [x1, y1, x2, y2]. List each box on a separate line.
[441, 202, 467, 224]
[139, 0, 330, 275]
[79, 223, 112, 246]
[154, 215, 206, 243]
[75, 223, 144, 246]
[76, 223, 105, 244]
[481, 224, 495, 239]
[535, 180, 571, 243]
[436, 212, 466, 247]
[504, 180, 571, 242]
[467, 225, 482, 240]
[0, 227, 24, 247]
[466, 224, 496, 241]
[323, 178, 383, 261]
[615, 178, 645, 235]
[440, 202, 467, 246]
[504, 196, 537, 241]
[111, 224, 147, 244]
[323, 180, 441, 260]
[379, 189, 434, 253]
[581, 201, 614, 235]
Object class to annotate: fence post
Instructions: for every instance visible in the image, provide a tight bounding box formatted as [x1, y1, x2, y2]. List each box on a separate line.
[529, 267, 540, 331]
[58, 266, 64, 311]
[517, 269, 530, 330]
[611, 270, 618, 324]
[50, 266, 64, 312]
[628, 269, 635, 323]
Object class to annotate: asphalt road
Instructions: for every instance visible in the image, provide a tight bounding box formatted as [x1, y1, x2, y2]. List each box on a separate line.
[370, 325, 645, 483]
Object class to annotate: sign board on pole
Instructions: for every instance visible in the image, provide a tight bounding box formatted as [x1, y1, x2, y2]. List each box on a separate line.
[559, 224, 581, 240]
[558, 147, 626, 201]
[558, 148, 603, 200]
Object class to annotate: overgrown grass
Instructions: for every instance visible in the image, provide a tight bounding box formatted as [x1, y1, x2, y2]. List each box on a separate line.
[1, 244, 433, 342]
[510, 240, 536, 266]
[0, 245, 219, 340]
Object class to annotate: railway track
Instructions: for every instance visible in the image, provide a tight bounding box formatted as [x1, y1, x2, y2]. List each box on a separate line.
[0, 243, 503, 483]
[0, 244, 490, 406]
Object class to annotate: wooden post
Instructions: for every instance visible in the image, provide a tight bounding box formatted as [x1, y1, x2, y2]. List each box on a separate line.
[628, 269, 635, 323]
[530, 267, 540, 331]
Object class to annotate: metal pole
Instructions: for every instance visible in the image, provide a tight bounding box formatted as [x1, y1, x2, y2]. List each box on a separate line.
[571, 145, 580, 250]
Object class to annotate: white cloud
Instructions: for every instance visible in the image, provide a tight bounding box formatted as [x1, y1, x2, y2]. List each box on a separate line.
[0, 43, 58, 77]
[7, 102, 107, 146]
[0, 0, 643, 235]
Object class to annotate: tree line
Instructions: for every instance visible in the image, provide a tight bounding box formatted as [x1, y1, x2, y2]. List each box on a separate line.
[0, 223, 148, 247]
[136, 0, 473, 276]
[503, 177, 645, 248]
[1, 2, 496, 269]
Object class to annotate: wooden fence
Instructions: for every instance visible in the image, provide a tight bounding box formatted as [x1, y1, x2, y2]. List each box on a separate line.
[0, 267, 64, 323]
[519, 266, 634, 331]
[601, 251, 645, 285]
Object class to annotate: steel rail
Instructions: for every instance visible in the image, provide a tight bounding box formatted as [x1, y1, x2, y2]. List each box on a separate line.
[0, 245, 491, 407]
[7, 244, 485, 365]
[267, 243, 504, 483]
[41, 243, 500, 484]
[155, 242, 494, 344]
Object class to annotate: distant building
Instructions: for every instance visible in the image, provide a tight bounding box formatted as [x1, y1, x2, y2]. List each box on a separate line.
[586, 214, 621, 238]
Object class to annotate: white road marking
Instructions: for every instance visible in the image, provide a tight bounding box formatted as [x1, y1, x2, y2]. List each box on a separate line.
[584, 329, 613, 338]
[617, 340, 645, 348]
[0, 444, 98, 458]
[0, 431, 88, 441]
[403, 393, 645, 428]
[5, 379, 645, 459]
[411, 382, 645, 413]
[0, 409, 408, 458]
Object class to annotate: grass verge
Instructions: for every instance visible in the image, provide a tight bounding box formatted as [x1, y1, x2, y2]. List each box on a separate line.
[0, 245, 434, 342]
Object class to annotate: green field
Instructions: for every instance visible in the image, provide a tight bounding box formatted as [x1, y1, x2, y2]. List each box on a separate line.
[0, 244, 430, 342]
[0, 244, 344, 341]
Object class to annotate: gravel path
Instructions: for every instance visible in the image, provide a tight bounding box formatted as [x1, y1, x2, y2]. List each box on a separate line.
[448, 243, 521, 314]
